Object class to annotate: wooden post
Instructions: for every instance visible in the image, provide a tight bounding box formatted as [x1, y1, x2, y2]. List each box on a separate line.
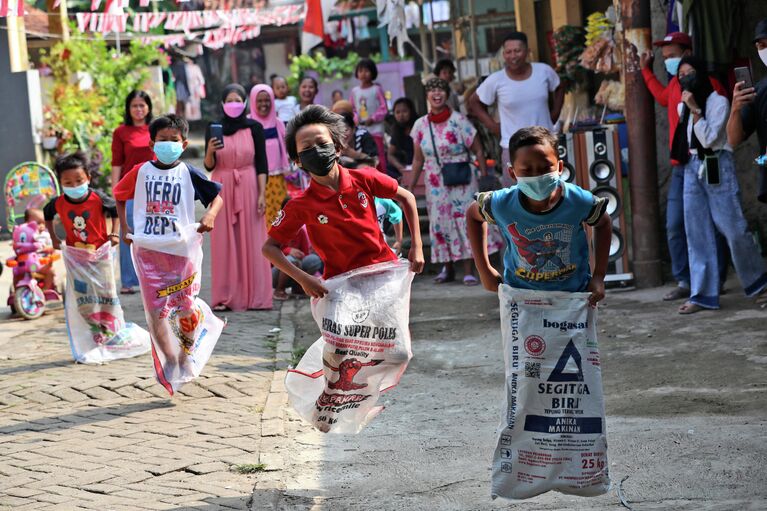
[46, 0, 69, 41]
[513, 0, 538, 60]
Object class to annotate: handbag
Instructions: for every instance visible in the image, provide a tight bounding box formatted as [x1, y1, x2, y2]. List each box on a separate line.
[428, 120, 472, 187]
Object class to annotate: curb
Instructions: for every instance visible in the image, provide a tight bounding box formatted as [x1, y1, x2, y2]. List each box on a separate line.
[251, 300, 296, 503]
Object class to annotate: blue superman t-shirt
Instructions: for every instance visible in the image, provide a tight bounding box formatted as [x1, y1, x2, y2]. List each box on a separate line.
[477, 183, 606, 292]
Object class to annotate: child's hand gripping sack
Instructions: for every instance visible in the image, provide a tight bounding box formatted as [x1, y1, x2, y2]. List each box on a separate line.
[285, 260, 414, 434]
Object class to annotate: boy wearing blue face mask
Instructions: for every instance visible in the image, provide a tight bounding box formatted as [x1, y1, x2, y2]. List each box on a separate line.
[44, 152, 119, 250]
[466, 126, 611, 306]
[113, 114, 223, 242]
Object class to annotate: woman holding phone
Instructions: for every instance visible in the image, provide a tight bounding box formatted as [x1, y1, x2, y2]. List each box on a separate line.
[204, 83, 273, 311]
[111, 90, 154, 294]
[673, 58, 767, 314]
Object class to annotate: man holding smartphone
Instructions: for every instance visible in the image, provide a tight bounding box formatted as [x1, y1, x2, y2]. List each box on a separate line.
[640, 32, 729, 302]
[727, 18, 767, 205]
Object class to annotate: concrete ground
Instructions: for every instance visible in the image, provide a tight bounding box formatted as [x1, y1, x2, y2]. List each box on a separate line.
[253, 273, 767, 510]
[0, 217, 289, 510]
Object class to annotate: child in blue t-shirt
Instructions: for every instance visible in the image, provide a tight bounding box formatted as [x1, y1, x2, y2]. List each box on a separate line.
[466, 126, 611, 306]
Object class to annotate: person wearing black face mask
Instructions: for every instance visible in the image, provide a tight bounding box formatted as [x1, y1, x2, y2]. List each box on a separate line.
[261, 105, 425, 300]
[671, 57, 767, 314]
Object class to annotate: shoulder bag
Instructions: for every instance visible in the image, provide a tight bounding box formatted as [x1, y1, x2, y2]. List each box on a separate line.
[428, 120, 472, 187]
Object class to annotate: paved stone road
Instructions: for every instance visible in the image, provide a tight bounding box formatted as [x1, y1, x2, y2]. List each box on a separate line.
[0, 232, 288, 510]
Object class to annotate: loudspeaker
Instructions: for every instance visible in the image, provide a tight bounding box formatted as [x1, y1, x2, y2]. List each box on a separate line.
[573, 127, 633, 283]
[557, 133, 577, 184]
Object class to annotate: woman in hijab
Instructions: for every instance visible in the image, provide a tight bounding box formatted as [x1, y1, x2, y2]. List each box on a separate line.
[250, 84, 290, 225]
[672, 58, 767, 313]
[204, 84, 272, 311]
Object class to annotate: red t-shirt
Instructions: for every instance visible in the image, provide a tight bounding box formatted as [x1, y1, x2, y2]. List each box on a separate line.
[641, 68, 727, 165]
[111, 124, 155, 181]
[268, 165, 399, 279]
[43, 189, 117, 248]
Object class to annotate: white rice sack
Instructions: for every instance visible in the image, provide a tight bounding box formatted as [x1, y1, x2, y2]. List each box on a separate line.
[492, 285, 610, 499]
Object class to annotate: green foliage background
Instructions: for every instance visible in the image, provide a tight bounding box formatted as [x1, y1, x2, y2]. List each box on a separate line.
[41, 30, 166, 189]
[287, 52, 381, 91]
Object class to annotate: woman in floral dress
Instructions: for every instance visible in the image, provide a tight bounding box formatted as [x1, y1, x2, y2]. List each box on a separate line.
[408, 78, 504, 284]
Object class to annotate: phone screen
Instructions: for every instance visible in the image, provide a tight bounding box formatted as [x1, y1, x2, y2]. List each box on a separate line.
[705, 155, 720, 186]
[210, 123, 224, 147]
[734, 66, 753, 89]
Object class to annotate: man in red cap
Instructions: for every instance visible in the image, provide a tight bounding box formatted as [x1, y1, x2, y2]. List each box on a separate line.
[640, 32, 728, 302]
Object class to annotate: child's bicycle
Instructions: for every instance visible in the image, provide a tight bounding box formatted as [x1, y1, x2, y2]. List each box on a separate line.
[6, 222, 61, 319]
[4, 162, 62, 319]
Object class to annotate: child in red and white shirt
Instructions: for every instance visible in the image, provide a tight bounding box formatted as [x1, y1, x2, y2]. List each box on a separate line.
[262, 105, 424, 297]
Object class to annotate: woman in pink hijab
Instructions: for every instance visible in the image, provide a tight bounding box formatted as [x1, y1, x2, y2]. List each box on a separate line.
[250, 84, 290, 225]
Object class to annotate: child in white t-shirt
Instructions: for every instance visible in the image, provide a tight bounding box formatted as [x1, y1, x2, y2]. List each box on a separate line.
[272, 75, 298, 124]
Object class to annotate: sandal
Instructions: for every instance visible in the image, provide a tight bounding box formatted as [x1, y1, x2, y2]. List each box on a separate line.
[463, 275, 479, 286]
[433, 267, 455, 284]
[663, 287, 689, 301]
[678, 301, 705, 315]
[755, 288, 767, 308]
[213, 304, 229, 311]
[120, 287, 136, 295]
[272, 290, 290, 301]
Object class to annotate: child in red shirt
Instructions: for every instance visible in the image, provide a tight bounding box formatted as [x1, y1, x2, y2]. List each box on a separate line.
[263, 105, 424, 297]
[44, 152, 119, 250]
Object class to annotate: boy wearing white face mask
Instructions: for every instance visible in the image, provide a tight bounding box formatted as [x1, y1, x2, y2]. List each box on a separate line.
[727, 18, 767, 205]
[113, 114, 223, 242]
[466, 126, 611, 307]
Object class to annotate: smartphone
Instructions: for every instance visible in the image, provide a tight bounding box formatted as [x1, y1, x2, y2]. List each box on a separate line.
[705, 154, 720, 186]
[209, 123, 224, 148]
[734, 66, 753, 90]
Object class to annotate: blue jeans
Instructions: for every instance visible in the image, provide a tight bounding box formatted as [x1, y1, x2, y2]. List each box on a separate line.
[667, 164, 729, 289]
[683, 152, 767, 308]
[119, 199, 139, 288]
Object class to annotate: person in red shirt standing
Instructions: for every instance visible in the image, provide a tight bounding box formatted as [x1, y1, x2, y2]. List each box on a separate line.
[262, 105, 424, 298]
[640, 32, 729, 302]
[111, 90, 155, 295]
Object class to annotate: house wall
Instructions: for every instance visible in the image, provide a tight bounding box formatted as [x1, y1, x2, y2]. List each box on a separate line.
[0, 27, 37, 235]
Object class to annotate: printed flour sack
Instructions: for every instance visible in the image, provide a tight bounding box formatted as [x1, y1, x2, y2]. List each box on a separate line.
[130, 223, 224, 395]
[492, 285, 610, 499]
[62, 243, 150, 363]
[285, 260, 414, 434]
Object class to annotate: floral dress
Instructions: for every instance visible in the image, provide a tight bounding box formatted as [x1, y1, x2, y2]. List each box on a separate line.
[411, 111, 504, 263]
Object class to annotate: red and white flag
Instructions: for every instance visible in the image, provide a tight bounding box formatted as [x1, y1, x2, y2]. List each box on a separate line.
[301, 0, 335, 54]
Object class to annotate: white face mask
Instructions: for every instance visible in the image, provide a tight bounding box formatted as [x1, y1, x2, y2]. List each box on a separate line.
[759, 47, 767, 68]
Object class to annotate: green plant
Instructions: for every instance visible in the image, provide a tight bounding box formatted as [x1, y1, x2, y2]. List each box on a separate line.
[290, 345, 307, 367]
[287, 52, 382, 91]
[553, 25, 587, 92]
[41, 28, 167, 189]
[232, 463, 266, 474]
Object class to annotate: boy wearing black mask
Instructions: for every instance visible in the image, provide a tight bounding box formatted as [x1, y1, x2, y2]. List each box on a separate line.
[262, 105, 424, 297]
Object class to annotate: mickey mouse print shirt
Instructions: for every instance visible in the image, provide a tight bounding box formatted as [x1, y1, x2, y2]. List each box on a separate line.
[113, 161, 221, 239]
[44, 189, 118, 249]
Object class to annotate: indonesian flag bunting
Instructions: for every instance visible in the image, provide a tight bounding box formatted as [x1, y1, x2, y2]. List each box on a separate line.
[0, 0, 24, 17]
[301, 0, 335, 54]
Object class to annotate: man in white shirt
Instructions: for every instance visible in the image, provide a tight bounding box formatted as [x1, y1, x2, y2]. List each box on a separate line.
[469, 31, 564, 184]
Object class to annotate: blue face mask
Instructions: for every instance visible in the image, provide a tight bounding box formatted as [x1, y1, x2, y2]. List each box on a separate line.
[154, 141, 184, 165]
[665, 57, 681, 76]
[63, 183, 89, 200]
[516, 171, 561, 201]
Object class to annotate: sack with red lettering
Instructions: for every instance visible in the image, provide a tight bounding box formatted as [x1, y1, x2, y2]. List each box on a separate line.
[130, 223, 224, 395]
[63, 243, 151, 364]
[492, 285, 610, 500]
[285, 260, 414, 434]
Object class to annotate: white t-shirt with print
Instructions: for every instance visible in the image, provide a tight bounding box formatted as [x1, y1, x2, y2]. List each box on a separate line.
[476, 62, 560, 148]
[131, 162, 220, 239]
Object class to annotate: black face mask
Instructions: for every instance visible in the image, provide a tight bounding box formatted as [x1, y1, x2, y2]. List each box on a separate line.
[679, 72, 698, 92]
[299, 142, 337, 176]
